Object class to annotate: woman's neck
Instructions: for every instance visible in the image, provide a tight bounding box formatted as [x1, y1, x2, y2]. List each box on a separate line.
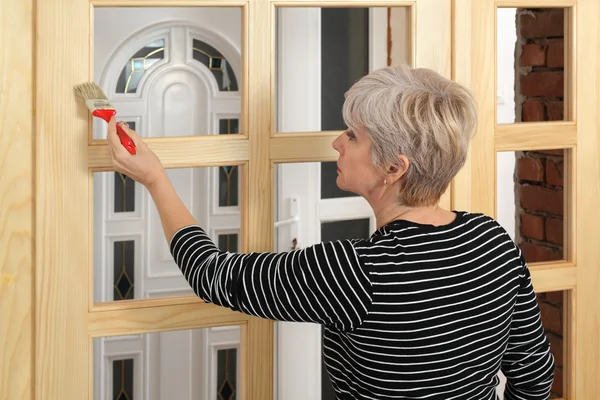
[374, 203, 436, 229]
[364, 183, 454, 229]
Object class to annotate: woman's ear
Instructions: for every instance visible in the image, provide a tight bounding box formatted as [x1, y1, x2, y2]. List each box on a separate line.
[386, 155, 409, 185]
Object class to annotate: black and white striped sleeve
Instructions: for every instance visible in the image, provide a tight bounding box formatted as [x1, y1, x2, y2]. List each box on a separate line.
[501, 254, 555, 400]
[169, 225, 373, 331]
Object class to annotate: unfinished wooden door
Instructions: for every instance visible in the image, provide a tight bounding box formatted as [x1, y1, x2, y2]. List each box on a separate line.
[2, 0, 600, 399]
[30, 0, 450, 398]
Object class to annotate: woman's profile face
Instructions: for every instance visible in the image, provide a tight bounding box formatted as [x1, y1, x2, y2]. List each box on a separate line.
[332, 128, 385, 198]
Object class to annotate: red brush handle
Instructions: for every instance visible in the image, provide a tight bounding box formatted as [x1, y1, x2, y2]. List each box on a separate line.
[92, 109, 137, 155]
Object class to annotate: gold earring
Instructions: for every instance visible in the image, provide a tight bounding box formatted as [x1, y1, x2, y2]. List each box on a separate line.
[384, 179, 389, 187]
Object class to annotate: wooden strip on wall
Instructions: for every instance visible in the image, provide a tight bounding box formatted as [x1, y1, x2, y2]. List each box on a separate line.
[0, 0, 33, 399]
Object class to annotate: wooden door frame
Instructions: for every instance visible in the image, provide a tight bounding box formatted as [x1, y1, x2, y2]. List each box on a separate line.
[2, 0, 600, 399]
[0, 0, 34, 399]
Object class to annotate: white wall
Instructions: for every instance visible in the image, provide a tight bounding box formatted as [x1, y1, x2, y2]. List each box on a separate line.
[496, 8, 518, 242]
[496, 9, 518, 397]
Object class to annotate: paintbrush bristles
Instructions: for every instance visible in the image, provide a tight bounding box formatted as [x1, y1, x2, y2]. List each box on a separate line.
[73, 82, 108, 102]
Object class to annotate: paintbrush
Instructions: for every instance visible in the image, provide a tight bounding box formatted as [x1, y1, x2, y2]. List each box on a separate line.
[73, 82, 137, 154]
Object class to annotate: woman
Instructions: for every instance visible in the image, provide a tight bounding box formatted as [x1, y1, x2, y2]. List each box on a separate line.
[107, 65, 554, 399]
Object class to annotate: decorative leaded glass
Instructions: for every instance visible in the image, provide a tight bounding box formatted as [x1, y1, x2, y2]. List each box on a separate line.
[192, 39, 238, 91]
[116, 40, 165, 93]
[112, 358, 134, 400]
[114, 121, 137, 213]
[218, 234, 239, 253]
[113, 241, 134, 300]
[217, 348, 237, 400]
[218, 119, 239, 207]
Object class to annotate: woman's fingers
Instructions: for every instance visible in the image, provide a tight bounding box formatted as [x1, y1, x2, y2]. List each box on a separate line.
[108, 118, 129, 157]
[118, 120, 143, 147]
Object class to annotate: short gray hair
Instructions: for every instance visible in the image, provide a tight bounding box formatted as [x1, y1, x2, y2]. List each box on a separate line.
[342, 64, 478, 207]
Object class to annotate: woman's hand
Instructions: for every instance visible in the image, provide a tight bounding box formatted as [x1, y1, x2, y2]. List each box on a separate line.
[107, 117, 165, 188]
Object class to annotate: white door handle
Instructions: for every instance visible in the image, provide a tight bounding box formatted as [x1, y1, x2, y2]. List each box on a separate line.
[274, 197, 299, 228]
[274, 197, 300, 250]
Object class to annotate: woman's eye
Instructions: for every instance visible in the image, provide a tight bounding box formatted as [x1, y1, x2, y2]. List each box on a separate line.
[346, 130, 356, 140]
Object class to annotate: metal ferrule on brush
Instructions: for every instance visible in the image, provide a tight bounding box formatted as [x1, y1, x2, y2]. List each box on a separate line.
[85, 99, 113, 110]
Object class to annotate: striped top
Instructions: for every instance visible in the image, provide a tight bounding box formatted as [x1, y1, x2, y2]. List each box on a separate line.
[170, 211, 554, 399]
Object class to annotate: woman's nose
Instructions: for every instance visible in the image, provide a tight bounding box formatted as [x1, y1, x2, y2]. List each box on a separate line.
[332, 133, 343, 153]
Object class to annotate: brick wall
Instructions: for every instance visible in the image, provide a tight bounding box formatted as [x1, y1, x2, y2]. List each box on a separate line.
[515, 8, 565, 398]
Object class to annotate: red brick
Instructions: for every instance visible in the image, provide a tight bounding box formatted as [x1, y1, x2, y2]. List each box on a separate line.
[547, 333, 564, 368]
[520, 185, 564, 215]
[536, 149, 564, 156]
[547, 40, 564, 68]
[546, 218, 564, 245]
[552, 366, 564, 397]
[545, 291, 564, 307]
[521, 43, 546, 66]
[546, 159, 564, 186]
[539, 301, 563, 334]
[518, 157, 544, 182]
[519, 9, 565, 39]
[522, 100, 545, 122]
[521, 213, 545, 240]
[520, 71, 564, 97]
[520, 242, 562, 263]
[547, 101, 564, 121]
[536, 292, 547, 302]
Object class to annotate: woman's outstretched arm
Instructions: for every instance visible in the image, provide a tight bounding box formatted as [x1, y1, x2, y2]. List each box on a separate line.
[106, 117, 373, 329]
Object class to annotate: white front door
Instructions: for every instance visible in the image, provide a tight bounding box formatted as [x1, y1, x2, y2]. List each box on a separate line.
[92, 8, 242, 400]
[274, 7, 394, 400]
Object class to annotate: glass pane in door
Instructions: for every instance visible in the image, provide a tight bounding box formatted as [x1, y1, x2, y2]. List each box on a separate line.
[94, 326, 241, 399]
[93, 165, 242, 303]
[92, 7, 243, 139]
[496, 149, 568, 263]
[496, 7, 568, 124]
[275, 6, 411, 200]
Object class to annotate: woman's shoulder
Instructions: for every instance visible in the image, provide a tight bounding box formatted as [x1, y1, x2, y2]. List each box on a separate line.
[371, 210, 498, 235]
[339, 211, 513, 254]
[359, 210, 513, 247]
